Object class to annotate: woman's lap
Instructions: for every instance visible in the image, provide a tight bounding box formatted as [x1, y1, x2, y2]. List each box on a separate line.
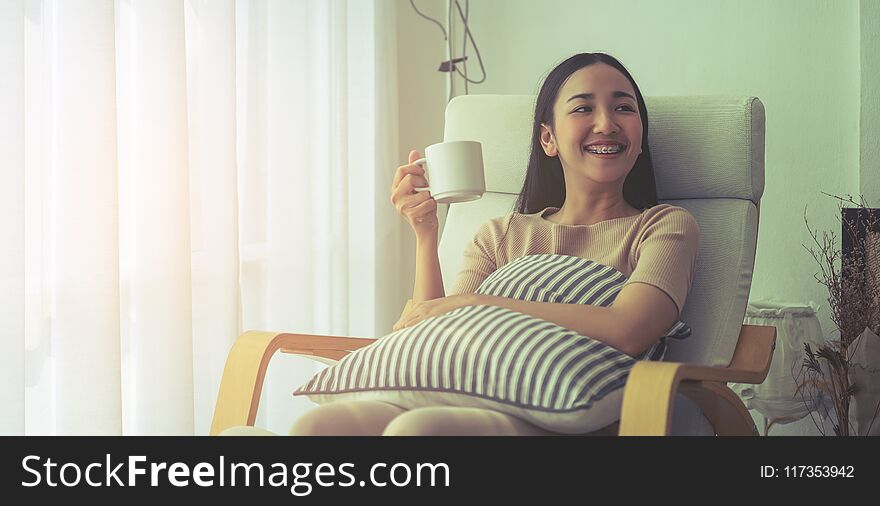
[288, 400, 409, 436]
[288, 400, 612, 436]
[381, 405, 562, 436]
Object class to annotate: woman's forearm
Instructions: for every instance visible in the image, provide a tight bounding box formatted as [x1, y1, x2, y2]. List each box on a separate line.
[412, 234, 445, 302]
[477, 295, 633, 356]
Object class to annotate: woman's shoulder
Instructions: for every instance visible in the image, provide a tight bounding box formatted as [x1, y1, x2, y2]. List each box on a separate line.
[641, 203, 697, 225]
[479, 212, 516, 230]
[471, 213, 515, 244]
[637, 204, 700, 238]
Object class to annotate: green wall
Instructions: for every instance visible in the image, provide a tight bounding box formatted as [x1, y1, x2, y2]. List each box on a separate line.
[862, 0, 879, 204]
[396, 0, 871, 435]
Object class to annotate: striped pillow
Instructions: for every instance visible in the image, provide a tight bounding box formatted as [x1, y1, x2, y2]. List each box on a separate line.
[293, 255, 691, 434]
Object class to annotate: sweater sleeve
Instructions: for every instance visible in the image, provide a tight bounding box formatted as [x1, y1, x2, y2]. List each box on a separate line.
[448, 215, 510, 296]
[622, 206, 700, 316]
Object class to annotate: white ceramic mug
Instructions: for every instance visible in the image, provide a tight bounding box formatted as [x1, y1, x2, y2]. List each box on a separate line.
[413, 140, 486, 204]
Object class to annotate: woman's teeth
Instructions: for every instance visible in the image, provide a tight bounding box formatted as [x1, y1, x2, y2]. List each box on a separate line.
[585, 145, 623, 154]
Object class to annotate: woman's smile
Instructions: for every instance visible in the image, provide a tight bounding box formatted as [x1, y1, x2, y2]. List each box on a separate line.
[584, 148, 626, 159]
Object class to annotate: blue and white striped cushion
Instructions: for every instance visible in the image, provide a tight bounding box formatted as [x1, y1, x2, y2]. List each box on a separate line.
[293, 254, 691, 434]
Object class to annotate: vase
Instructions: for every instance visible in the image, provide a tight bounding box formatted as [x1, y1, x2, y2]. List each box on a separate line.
[841, 207, 880, 436]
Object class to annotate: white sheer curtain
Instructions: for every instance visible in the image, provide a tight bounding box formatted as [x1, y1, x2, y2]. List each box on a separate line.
[0, 0, 405, 436]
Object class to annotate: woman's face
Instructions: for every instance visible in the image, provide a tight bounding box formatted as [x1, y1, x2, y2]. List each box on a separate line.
[540, 63, 643, 186]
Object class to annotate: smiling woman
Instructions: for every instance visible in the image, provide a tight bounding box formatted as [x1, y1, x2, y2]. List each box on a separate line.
[448, 54, 697, 356]
[517, 53, 655, 221]
[276, 52, 700, 437]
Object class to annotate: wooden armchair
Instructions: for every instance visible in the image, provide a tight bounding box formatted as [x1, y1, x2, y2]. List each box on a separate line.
[209, 318, 774, 436]
[211, 94, 774, 436]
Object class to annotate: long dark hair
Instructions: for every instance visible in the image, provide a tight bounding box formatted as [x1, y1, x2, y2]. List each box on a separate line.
[514, 53, 658, 214]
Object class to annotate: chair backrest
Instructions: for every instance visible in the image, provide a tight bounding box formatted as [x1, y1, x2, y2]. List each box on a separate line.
[437, 94, 765, 368]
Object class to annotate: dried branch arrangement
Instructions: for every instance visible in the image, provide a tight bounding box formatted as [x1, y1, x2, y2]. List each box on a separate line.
[799, 193, 880, 436]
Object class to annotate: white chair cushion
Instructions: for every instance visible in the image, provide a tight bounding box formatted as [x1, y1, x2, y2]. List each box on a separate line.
[438, 94, 764, 368]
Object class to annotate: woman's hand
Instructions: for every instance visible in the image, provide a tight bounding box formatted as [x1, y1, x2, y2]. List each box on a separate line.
[390, 150, 438, 240]
[392, 293, 486, 331]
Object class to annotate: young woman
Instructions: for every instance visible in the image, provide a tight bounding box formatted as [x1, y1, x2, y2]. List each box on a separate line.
[288, 52, 699, 436]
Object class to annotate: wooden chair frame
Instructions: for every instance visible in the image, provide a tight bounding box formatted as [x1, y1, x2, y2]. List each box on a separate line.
[209, 299, 776, 436]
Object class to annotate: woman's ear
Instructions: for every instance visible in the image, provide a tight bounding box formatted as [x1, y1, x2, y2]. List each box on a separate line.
[539, 123, 558, 157]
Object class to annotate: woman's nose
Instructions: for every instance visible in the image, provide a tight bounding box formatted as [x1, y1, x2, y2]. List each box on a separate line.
[593, 108, 618, 134]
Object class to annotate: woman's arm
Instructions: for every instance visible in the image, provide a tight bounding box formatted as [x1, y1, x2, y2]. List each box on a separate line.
[476, 295, 633, 355]
[412, 233, 445, 302]
[395, 282, 677, 358]
[479, 282, 677, 357]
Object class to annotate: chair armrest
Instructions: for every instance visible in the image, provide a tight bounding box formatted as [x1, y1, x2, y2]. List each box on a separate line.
[209, 330, 376, 435]
[618, 323, 776, 436]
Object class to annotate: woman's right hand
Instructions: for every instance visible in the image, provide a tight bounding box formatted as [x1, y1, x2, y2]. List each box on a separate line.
[391, 150, 438, 238]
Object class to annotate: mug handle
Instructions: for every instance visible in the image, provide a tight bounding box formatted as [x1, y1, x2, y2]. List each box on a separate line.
[412, 157, 431, 193]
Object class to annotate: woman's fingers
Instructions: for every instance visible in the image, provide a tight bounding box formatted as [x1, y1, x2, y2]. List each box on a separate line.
[391, 151, 424, 190]
[390, 173, 428, 209]
[395, 190, 433, 217]
[396, 187, 431, 209]
[401, 173, 429, 193]
[393, 301, 422, 330]
[390, 150, 437, 233]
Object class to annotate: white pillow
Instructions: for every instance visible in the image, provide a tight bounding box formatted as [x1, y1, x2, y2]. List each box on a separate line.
[293, 255, 691, 434]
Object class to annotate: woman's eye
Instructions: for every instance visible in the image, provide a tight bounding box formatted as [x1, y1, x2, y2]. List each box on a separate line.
[574, 104, 635, 113]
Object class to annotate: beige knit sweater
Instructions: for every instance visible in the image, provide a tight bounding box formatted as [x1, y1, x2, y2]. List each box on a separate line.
[448, 203, 700, 316]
